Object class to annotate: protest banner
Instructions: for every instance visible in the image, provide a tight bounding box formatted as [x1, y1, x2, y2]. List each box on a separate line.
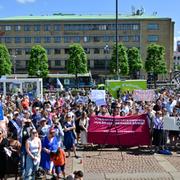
[88, 114, 150, 146]
[133, 90, 155, 102]
[90, 90, 106, 106]
[0, 102, 4, 121]
[164, 116, 180, 131]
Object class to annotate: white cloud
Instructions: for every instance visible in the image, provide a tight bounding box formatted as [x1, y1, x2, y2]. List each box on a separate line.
[16, 0, 36, 4]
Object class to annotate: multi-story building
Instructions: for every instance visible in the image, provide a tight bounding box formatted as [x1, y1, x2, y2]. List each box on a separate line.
[174, 51, 180, 70]
[0, 14, 174, 77]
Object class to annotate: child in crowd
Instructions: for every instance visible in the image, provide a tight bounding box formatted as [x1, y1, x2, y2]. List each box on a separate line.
[50, 147, 66, 179]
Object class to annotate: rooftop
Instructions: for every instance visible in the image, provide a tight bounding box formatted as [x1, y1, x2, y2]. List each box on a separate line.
[0, 14, 170, 21]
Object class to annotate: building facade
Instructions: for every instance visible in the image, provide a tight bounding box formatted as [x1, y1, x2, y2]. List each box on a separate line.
[0, 14, 174, 77]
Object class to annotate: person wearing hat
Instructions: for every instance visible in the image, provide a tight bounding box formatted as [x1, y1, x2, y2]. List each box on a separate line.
[37, 117, 50, 140]
[25, 128, 41, 180]
[40, 128, 58, 174]
[8, 111, 21, 140]
[64, 113, 78, 158]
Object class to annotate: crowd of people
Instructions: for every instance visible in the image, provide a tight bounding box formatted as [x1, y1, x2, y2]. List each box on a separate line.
[0, 87, 180, 179]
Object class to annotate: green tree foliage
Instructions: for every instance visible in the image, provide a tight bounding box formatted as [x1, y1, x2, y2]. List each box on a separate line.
[28, 45, 49, 78]
[145, 43, 167, 87]
[127, 47, 143, 79]
[110, 43, 129, 75]
[67, 43, 88, 74]
[0, 44, 12, 76]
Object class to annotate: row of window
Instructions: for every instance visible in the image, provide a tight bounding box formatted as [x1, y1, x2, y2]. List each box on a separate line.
[9, 47, 113, 56]
[1, 35, 158, 43]
[174, 56, 180, 60]
[0, 23, 159, 32]
[13, 59, 110, 69]
[0, 35, 141, 43]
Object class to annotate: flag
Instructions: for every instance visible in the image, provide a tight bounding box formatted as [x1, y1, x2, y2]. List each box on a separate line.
[0, 102, 4, 121]
[56, 78, 64, 91]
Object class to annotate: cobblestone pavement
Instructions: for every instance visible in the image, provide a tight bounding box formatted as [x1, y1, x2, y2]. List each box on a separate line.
[7, 148, 180, 180]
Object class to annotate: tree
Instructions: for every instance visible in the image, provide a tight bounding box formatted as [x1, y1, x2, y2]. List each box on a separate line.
[145, 43, 167, 88]
[67, 43, 88, 87]
[0, 44, 12, 76]
[28, 45, 49, 78]
[127, 47, 143, 79]
[110, 43, 129, 76]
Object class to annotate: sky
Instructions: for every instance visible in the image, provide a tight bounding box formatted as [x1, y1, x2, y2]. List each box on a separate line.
[0, 0, 179, 49]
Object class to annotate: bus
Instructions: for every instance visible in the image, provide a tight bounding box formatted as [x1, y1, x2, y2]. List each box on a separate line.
[43, 72, 95, 89]
[4, 72, 95, 90]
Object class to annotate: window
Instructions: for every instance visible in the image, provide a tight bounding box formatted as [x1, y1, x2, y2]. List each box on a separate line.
[103, 36, 110, 42]
[34, 37, 41, 43]
[148, 35, 159, 42]
[54, 48, 61, 54]
[46, 48, 51, 55]
[34, 25, 41, 31]
[93, 36, 101, 42]
[94, 59, 105, 69]
[14, 25, 21, 31]
[24, 25, 31, 31]
[147, 23, 159, 30]
[122, 36, 129, 42]
[25, 49, 31, 55]
[24, 37, 31, 43]
[55, 60, 61, 66]
[54, 36, 61, 43]
[132, 35, 140, 42]
[73, 36, 80, 43]
[64, 36, 71, 43]
[83, 36, 90, 42]
[5, 26, 11, 31]
[5, 37, 12, 43]
[94, 48, 100, 54]
[8, 49, 12, 55]
[132, 24, 140, 30]
[15, 37, 22, 43]
[64, 48, 69, 54]
[44, 24, 51, 31]
[54, 24, 61, 31]
[84, 48, 90, 54]
[178, 56, 180, 60]
[15, 49, 22, 55]
[44, 37, 51, 43]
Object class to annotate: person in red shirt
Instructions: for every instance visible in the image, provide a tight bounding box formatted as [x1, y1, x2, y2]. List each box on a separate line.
[50, 147, 66, 179]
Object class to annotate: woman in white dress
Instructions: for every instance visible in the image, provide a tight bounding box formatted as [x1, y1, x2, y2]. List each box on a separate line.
[79, 111, 89, 146]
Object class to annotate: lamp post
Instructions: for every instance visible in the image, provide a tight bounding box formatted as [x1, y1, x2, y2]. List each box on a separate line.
[116, 0, 119, 79]
[104, 44, 109, 78]
[11, 54, 16, 74]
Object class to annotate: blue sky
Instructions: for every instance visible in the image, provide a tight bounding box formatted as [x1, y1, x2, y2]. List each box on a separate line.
[0, 0, 179, 48]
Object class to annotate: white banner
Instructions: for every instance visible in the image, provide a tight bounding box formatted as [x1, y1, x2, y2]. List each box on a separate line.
[164, 116, 180, 131]
[91, 90, 106, 106]
[133, 90, 155, 102]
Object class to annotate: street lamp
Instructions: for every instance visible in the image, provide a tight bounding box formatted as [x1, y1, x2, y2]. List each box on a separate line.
[116, 0, 119, 79]
[104, 44, 109, 78]
[11, 54, 16, 74]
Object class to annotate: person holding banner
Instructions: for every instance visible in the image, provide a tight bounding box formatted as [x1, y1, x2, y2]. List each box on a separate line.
[152, 111, 164, 151]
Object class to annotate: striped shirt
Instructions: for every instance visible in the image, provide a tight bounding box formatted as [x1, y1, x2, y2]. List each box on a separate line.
[153, 117, 163, 130]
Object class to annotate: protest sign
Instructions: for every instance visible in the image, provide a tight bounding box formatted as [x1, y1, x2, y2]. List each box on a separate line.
[164, 116, 180, 131]
[88, 114, 150, 146]
[0, 102, 4, 120]
[90, 90, 106, 106]
[133, 90, 155, 102]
